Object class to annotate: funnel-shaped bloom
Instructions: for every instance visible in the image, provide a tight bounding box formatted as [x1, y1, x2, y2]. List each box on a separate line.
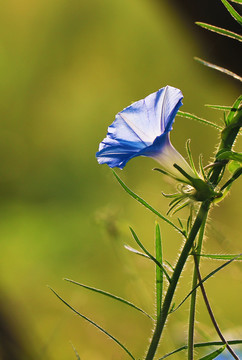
[96, 86, 193, 180]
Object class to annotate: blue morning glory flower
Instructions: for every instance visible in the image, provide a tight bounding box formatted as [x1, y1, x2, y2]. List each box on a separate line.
[96, 86, 193, 180]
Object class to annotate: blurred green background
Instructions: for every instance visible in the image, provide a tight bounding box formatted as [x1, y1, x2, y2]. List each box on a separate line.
[0, 0, 241, 359]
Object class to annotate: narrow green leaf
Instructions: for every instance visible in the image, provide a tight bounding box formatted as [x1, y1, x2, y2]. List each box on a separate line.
[170, 254, 242, 313]
[49, 288, 135, 360]
[177, 110, 222, 130]
[153, 167, 190, 184]
[155, 223, 163, 319]
[199, 253, 242, 260]
[177, 218, 184, 230]
[159, 340, 242, 359]
[199, 345, 226, 360]
[70, 343, 81, 360]
[229, 0, 242, 3]
[221, 167, 242, 190]
[194, 57, 242, 82]
[196, 22, 242, 41]
[199, 155, 208, 181]
[217, 150, 242, 162]
[124, 244, 150, 259]
[112, 170, 185, 235]
[64, 278, 153, 320]
[226, 95, 242, 124]
[172, 200, 190, 215]
[186, 140, 199, 176]
[205, 104, 231, 111]
[167, 197, 184, 216]
[130, 227, 171, 283]
[165, 260, 174, 271]
[228, 160, 241, 173]
[221, 0, 242, 25]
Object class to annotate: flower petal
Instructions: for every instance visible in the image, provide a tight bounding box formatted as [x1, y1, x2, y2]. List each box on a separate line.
[96, 85, 183, 169]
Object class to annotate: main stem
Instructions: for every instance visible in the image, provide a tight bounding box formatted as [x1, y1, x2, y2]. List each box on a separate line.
[187, 213, 207, 360]
[145, 200, 210, 360]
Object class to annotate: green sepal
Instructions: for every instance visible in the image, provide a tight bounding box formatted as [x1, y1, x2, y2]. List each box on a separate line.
[153, 167, 190, 184]
[174, 164, 217, 201]
[186, 139, 199, 176]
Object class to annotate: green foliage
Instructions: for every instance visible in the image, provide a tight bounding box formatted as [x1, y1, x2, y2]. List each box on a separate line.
[226, 95, 242, 125]
[217, 150, 242, 162]
[196, 22, 242, 42]
[64, 278, 153, 319]
[205, 104, 232, 111]
[228, 160, 241, 172]
[221, 0, 242, 25]
[177, 110, 222, 130]
[129, 227, 171, 283]
[194, 57, 242, 82]
[155, 223, 163, 318]
[70, 343, 81, 360]
[221, 167, 242, 190]
[159, 341, 242, 359]
[171, 254, 242, 313]
[199, 345, 226, 360]
[199, 254, 242, 260]
[112, 170, 184, 235]
[49, 287, 136, 360]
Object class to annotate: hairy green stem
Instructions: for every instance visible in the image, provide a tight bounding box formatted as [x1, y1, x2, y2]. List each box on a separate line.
[187, 213, 208, 360]
[145, 200, 210, 360]
[210, 108, 242, 185]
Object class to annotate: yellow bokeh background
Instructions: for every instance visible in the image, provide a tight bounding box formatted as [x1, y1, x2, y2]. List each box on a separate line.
[0, 1, 241, 359]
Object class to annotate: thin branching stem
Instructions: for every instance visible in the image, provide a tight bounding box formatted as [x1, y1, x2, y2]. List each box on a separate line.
[193, 255, 239, 360]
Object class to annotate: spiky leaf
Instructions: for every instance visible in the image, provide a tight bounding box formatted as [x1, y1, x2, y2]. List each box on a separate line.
[221, 0, 242, 25]
[112, 170, 184, 235]
[196, 22, 242, 41]
[194, 57, 242, 82]
[64, 278, 153, 320]
[177, 110, 222, 130]
[199, 345, 226, 360]
[49, 288, 135, 360]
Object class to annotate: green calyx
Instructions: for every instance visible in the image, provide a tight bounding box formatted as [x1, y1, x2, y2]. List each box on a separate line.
[191, 178, 220, 202]
[173, 164, 220, 202]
